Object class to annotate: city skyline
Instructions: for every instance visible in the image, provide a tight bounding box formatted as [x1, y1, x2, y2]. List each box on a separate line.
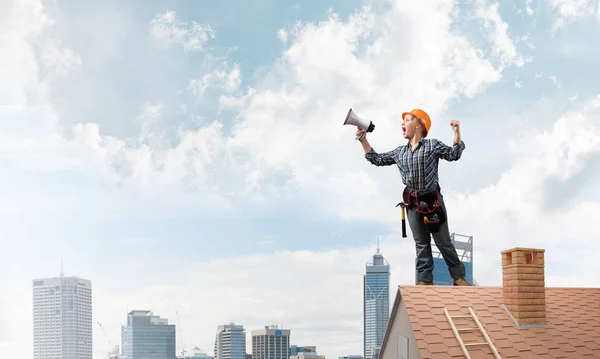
[28, 256, 375, 359]
[3, 0, 600, 358]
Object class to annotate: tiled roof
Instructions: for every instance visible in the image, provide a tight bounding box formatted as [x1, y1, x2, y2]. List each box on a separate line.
[397, 286, 600, 358]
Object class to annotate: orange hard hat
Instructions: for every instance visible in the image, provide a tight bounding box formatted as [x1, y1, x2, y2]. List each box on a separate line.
[402, 109, 431, 137]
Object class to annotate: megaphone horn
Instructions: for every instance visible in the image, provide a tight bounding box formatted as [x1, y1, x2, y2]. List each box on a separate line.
[344, 108, 375, 140]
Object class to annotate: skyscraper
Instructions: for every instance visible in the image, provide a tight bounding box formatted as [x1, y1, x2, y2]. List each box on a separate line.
[363, 243, 390, 359]
[251, 325, 290, 359]
[214, 323, 246, 359]
[120, 310, 176, 359]
[413, 233, 474, 285]
[32, 274, 93, 359]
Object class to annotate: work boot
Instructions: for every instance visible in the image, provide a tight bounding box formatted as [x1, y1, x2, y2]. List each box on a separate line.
[417, 280, 433, 285]
[454, 277, 471, 286]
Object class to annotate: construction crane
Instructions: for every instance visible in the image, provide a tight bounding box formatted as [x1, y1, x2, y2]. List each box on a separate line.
[97, 322, 112, 359]
[176, 310, 187, 357]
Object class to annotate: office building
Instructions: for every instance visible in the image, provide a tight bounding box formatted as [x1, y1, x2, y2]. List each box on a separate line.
[32, 274, 93, 359]
[413, 233, 475, 285]
[251, 325, 290, 359]
[363, 243, 390, 359]
[290, 346, 316, 356]
[121, 310, 176, 359]
[214, 323, 246, 359]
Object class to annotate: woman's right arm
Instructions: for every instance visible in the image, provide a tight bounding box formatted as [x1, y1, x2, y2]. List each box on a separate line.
[356, 129, 396, 166]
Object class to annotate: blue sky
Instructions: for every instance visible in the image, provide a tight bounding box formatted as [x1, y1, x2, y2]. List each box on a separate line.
[1, 0, 600, 358]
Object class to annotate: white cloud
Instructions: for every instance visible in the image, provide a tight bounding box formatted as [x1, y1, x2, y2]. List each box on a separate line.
[150, 10, 215, 51]
[521, 0, 537, 16]
[526, 6, 534, 16]
[515, 33, 535, 50]
[278, 28, 289, 42]
[535, 72, 561, 87]
[0, 0, 51, 105]
[549, 0, 598, 29]
[38, 38, 82, 76]
[475, 0, 529, 68]
[188, 64, 242, 98]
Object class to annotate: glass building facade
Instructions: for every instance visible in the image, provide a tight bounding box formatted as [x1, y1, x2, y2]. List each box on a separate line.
[120, 310, 176, 359]
[214, 323, 246, 359]
[414, 233, 474, 285]
[363, 245, 390, 359]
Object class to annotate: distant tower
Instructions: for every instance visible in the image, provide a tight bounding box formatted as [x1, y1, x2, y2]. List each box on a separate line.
[414, 233, 474, 285]
[32, 272, 93, 359]
[251, 325, 290, 359]
[214, 323, 246, 359]
[363, 240, 390, 359]
[121, 310, 176, 359]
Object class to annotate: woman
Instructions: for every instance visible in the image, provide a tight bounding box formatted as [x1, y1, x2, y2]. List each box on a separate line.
[356, 108, 471, 286]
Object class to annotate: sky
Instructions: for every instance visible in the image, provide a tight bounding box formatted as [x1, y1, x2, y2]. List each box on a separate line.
[1, 0, 600, 357]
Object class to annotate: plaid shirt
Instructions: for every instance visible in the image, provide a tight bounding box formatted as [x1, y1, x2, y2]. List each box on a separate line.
[365, 138, 465, 193]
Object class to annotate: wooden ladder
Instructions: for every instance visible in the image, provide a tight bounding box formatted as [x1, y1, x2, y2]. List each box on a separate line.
[443, 307, 501, 359]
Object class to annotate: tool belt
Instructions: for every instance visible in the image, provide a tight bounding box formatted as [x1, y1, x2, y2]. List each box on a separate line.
[402, 185, 446, 233]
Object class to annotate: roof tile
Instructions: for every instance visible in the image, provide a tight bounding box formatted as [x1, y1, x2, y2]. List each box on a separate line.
[419, 348, 431, 359]
[421, 326, 441, 335]
[575, 346, 596, 356]
[392, 286, 600, 359]
[498, 347, 521, 358]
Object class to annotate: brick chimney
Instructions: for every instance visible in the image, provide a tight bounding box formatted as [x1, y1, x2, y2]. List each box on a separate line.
[501, 247, 546, 326]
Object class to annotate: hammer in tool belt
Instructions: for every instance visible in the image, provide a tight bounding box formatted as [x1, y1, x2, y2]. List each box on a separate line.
[395, 201, 407, 238]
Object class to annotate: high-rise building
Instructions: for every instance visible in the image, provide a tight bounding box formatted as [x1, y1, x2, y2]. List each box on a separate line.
[214, 323, 246, 359]
[120, 310, 176, 359]
[251, 325, 290, 359]
[363, 243, 390, 359]
[32, 274, 93, 359]
[413, 233, 474, 285]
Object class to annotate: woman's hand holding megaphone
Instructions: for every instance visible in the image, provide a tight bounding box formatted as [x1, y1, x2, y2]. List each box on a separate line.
[355, 128, 367, 141]
[355, 128, 372, 153]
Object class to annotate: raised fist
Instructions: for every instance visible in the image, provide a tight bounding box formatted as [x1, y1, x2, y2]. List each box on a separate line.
[450, 120, 460, 133]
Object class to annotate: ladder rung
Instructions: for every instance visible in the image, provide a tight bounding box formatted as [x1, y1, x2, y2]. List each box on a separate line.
[457, 328, 479, 332]
[444, 307, 502, 359]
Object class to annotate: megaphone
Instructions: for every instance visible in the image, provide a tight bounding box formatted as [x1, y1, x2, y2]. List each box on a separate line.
[344, 108, 375, 140]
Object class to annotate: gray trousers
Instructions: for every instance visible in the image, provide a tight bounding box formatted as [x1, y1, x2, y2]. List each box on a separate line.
[406, 194, 465, 282]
